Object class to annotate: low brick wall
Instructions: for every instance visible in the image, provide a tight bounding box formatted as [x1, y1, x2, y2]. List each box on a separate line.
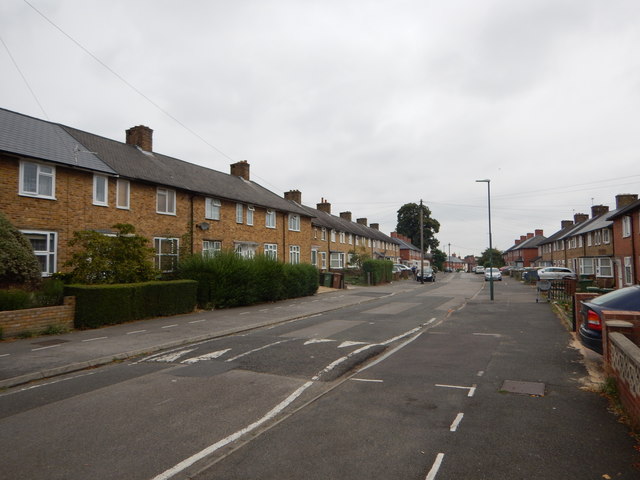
[0, 296, 75, 338]
[607, 332, 640, 430]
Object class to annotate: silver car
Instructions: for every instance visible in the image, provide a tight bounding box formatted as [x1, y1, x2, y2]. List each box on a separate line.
[537, 267, 576, 280]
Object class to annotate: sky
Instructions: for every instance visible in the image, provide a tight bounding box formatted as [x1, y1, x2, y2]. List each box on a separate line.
[2, 0, 639, 258]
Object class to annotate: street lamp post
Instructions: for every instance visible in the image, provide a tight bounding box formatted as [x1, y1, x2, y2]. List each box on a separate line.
[476, 179, 494, 301]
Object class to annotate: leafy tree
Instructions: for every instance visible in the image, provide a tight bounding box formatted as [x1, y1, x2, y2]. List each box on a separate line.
[396, 203, 440, 252]
[66, 223, 157, 284]
[347, 249, 371, 269]
[478, 248, 504, 268]
[0, 212, 41, 289]
[430, 248, 447, 271]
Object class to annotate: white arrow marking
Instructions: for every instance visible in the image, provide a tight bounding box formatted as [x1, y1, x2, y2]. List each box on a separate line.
[151, 349, 197, 363]
[338, 341, 368, 348]
[304, 338, 335, 345]
[181, 349, 231, 364]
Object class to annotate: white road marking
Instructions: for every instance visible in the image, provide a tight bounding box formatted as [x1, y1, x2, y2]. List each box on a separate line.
[188, 319, 206, 324]
[311, 344, 377, 381]
[150, 349, 197, 363]
[82, 336, 108, 342]
[181, 349, 231, 364]
[472, 333, 501, 337]
[450, 412, 464, 432]
[435, 384, 477, 397]
[31, 344, 61, 351]
[425, 453, 445, 480]
[127, 330, 147, 335]
[150, 380, 314, 480]
[477, 370, 485, 377]
[303, 338, 335, 345]
[338, 341, 367, 348]
[161, 324, 178, 329]
[239, 312, 250, 315]
[351, 378, 383, 383]
[0, 353, 11, 358]
[225, 340, 288, 362]
[0, 371, 97, 397]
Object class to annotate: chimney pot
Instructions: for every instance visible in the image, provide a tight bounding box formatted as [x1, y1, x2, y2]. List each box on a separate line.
[535, 229, 543, 236]
[317, 199, 331, 214]
[591, 205, 610, 218]
[357, 218, 368, 226]
[340, 211, 353, 222]
[561, 220, 573, 229]
[574, 213, 588, 223]
[230, 160, 250, 181]
[616, 193, 639, 209]
[370, 223, 379, 230]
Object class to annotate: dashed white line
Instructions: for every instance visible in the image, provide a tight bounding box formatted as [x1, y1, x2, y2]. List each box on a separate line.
[351, 378, 383, 383]
[225, 340, 289, 362]
[449, 413, 464, 432]
[425, 453, 445, 480]
[127, 330, 147, 335]
[82, 336, 108, 342]
[31, 344, 61, 351]
[188, 319, 206, 324]
[161, 324, 178, 329]
[0, 353, 11, 358]
[182, 349, 231, 364]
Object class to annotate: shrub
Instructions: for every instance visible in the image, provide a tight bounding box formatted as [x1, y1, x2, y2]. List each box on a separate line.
[0, 212, 41, 289]
[66, 223, 157, 284]
[0, 289, 32, 311]
[65, 280, 197, 329]
[362, 259, 393, 285]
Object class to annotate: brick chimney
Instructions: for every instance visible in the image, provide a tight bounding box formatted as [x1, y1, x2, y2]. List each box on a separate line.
[317, 198, 331, 214]
[340, 212, 352, 222]
[126, 125, 153, 152]
[515, 238, 521, 245]
[591, 205, 609, 218]
[370, 223, 380, 230]
[535, 229, 543, 236]
[284, 190, 302, 204]
[520, 235, 527, 242]
[357, 218, 368, 226]
[230, 161, 250, 181]
[526, 232, 534, 239]
[574, 213, 588, 223]
[561, 220, 573, 229]
[616, 194, 638, 209]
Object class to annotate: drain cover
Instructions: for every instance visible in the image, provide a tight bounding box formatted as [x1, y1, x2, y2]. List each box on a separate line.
[501, 380, 545, 396]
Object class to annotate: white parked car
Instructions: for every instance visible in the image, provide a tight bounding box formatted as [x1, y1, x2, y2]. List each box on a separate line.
[475, 266, 485, 274]
[484, 268, 502, 281]
[537, 267, 576, 280]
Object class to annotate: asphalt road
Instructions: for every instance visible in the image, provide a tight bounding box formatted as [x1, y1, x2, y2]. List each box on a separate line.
[1, 273, 638, 479]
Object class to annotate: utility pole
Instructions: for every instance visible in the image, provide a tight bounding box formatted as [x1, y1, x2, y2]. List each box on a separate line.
[419, 199, 424, 284]
[448, 243, 451, 272]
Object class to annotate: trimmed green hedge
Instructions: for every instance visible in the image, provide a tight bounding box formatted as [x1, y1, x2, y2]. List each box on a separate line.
[178, 252, 319, 309]
[362, 259, 393, 285]
[65, 280, 197, 329]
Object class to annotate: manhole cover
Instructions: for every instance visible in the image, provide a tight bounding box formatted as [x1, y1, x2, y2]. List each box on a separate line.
[31, 339, 69, 347]
[501, 380, 545, 396]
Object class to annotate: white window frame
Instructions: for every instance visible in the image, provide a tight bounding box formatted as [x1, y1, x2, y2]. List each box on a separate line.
[603, 229, 611, 244]
[587, 233, 592, 247]
[21, 230, 57, 276]
[321, 228, 327, 241]
[264, 243, 278, 260]
[330, 230, 336, 242]
[235, 242, 256, 259]
[624, 256, 633, 285]
[92, 174, 108, 206]
[203, 240, 221, 257]
[330, 252, 344, 269]
[289, 245, 301, 264]
[596, 257, 613, 278]
[266, 209, 276, 229]
[288, 214, 300, 231]
[579, 257, 594, 275]
[311, 249, 318, 266]
[622, 216, 632, 238]
[154, 237, 179, 272]
[205, 198, 221, 220]
[339, 232, 345, 244]
[19, 160, 55, 199]
[247, 205, 255, 226]
[321, 252, 327, 269]
[236, 203, 244, 224]
[116, 179, 130, 209]
[156, 187, 176, 215]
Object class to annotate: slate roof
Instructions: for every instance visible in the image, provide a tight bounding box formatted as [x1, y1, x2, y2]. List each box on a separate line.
[0, 108, 115, 174]
[607, 198, 640, 219]
[393, 236, 421, 252]
[504, 234, 547, 253]
[61, 125, 310, 216]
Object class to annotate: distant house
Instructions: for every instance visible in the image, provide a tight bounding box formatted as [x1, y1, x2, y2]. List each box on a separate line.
[445, 254, 466, 272]
[390, 232, 425, 268]
[607, 197, 640, 288]
[502, 230, 545, 268]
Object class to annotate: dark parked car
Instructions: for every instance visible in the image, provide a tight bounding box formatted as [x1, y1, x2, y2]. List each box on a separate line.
[417, 267, 436, 282]
[579, 285, 640, 354]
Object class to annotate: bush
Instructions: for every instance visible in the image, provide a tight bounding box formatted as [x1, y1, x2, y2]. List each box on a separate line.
[0, 289, 32, 311]
[65, 280, 197, 329]
[0, 212, 41, 289]
[362, 259, 393, 285]
[178, 252, 319, 309]
[0, 278, 66, 311]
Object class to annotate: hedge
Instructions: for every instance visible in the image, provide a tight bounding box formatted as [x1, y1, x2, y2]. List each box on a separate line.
[362, 259, 393, 285]
[65, 280, 197, 329]
[178, 252, 319, 309]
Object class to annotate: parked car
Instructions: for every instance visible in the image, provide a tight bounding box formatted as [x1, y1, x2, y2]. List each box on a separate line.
[417, 267, 436, 282]
[475, 266, 485, 274]
[393, 264, 412, 272]
[579, 285, 640, 354]
[537, 267, 577, 280]
[484, 268, 502, 281]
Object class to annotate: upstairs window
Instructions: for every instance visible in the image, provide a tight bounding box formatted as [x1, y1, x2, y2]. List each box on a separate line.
[205, 198, 221, 220]
[266, 209, 276, 228]
[116, 179, 130, 209]
[247, 205, 255, 226]
[93, 174, 108, 206]
[236, 203, 244, 223]
[19, 161, 55, 199]
[288, 214, 300, 231]
[622, 216, 632, 238]
[157, 187, 176, 215]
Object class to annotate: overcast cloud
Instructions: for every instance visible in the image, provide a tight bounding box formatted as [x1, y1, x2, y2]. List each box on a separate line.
[2, 0, 639, 257]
